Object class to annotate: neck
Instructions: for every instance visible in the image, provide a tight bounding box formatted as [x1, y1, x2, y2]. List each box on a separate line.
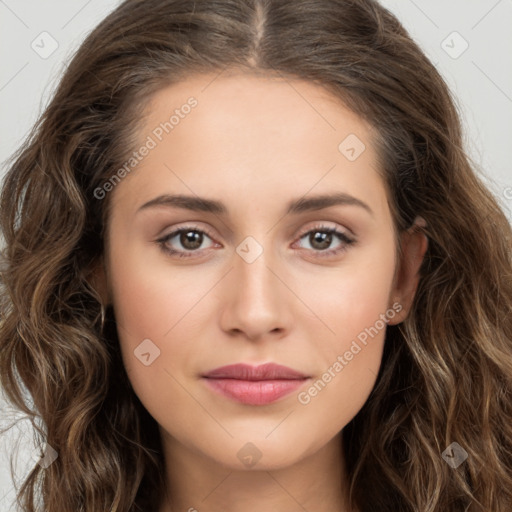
[158, 431, 354, 512]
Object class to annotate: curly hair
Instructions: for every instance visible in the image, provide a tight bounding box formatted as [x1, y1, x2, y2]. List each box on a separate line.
[1, 0, 511, 510]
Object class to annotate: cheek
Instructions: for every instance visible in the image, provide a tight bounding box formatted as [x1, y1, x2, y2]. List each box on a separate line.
[107, 252, 202, 433]
[108, 234, 214, 340]
[335, 260, 395, 347]
[293, 239, 396, 425]
[106, 241, 198, 392]
[300, 236, 397, 355]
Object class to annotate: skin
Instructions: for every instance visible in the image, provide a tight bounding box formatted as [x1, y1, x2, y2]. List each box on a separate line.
[94, 70, 428, 512]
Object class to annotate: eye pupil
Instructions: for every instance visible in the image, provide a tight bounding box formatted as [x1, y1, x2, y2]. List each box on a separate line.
[160, 226, 350, 259]
[311, 231, 332, 250]
[181, 230, 202, 250]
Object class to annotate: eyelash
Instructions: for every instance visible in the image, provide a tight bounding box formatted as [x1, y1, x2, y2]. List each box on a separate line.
[156, 223, 356, 260]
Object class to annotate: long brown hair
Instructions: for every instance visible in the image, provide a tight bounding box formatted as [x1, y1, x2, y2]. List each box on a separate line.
[1, 0, 511, 510]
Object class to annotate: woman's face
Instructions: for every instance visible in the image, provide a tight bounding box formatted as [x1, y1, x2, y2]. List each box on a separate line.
[100, 71, 424, 471]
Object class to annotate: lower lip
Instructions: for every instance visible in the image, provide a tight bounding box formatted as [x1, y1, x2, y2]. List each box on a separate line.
[202, 378, 308, 405]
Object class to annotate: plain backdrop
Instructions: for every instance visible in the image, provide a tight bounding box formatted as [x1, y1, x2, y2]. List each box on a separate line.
[1, 1, 511, 510]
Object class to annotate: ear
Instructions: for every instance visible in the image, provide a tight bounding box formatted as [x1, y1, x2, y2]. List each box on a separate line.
[387, 217, 428, 325]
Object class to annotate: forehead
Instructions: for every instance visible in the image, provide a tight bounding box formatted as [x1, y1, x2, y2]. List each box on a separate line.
[108, 71, 389, 224]
[142, 70, 373, 147]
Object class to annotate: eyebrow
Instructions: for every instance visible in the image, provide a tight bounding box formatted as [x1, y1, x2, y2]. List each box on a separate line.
[137, 192, 373, 217]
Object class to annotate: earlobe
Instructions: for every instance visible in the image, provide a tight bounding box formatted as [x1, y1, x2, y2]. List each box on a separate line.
[388, 217, 428, 325]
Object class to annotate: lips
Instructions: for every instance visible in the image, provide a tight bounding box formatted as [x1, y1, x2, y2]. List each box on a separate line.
[201, 363, 310, 405]
[202, 363, 308, 380]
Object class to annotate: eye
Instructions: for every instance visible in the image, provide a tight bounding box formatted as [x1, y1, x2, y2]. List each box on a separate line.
[156, 223, 356, 260]
[156, 225, 218, 259]
[293, 223, 355, 258]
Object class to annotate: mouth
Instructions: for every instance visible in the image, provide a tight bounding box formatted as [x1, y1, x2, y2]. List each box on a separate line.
[201, 363, 310, 405]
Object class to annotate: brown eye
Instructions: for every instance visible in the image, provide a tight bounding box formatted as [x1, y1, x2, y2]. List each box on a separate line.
[308, 231, 334, 250]
[295, 225, 355, 258]
[178, 230, 203, 250]
[156, 226, 217, 258]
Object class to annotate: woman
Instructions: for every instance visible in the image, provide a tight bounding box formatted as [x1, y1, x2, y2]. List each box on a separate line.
[1, 0, 511, 510]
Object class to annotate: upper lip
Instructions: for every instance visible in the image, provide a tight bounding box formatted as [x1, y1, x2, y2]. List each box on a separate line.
[202, 363, 309, 381]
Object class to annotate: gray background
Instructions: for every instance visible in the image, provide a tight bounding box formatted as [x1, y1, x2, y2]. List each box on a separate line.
[1, 0, 511, 509]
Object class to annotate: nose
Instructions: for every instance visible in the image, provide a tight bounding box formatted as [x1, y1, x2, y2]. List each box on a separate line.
[218, 243, 293, 342]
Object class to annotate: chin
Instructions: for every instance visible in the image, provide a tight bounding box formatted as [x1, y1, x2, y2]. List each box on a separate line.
[200, 435, 317, 472]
